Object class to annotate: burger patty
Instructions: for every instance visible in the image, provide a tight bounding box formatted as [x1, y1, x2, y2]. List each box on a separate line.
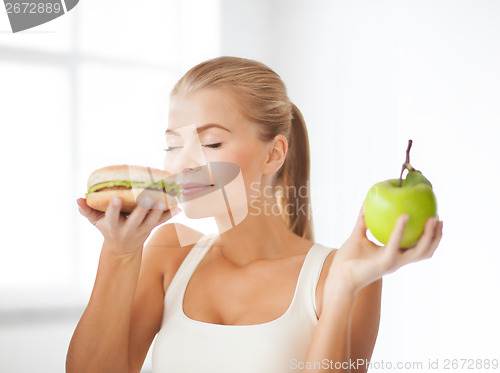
[96, 186, 129, 191]
[88, 180, 182, 196]
[92, 185, 179, 195]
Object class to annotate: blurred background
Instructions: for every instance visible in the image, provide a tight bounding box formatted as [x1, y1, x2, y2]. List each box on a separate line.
[1, 0, 499, 372]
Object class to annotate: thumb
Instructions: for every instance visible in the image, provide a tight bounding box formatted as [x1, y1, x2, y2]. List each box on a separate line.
[77, 198, 102, 225]
[351, 202, 367, 238]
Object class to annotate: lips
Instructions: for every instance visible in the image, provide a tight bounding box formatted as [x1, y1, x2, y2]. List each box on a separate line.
[180, 182, 215, 196]
[172, 163, 240, 200]
[181, 182, 214, 190]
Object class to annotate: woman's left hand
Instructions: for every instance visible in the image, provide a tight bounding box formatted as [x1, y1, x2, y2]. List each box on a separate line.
[326, 203, 444, 295]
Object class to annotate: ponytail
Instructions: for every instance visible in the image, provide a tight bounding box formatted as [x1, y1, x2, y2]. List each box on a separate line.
[277, 103, 314, 241]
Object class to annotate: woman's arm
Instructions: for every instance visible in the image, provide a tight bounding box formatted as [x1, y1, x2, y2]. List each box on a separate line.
[304, 203, 442, 372]
[312, 252, 383, 373]
[66, 197, 180, 373]
[306, 274, 382, 373]
[66, 244, 143, 373]
[304, 273, 357, 373]
[348, 278, 382, 373]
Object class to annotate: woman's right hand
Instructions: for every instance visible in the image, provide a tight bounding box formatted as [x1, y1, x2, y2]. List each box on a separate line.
[326, 203, 442, 296]
[76, 196, 182, 256]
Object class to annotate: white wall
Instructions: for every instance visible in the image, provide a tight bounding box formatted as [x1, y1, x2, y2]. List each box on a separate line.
[1, 1, 499, 372]
[220, 0, 500, 368]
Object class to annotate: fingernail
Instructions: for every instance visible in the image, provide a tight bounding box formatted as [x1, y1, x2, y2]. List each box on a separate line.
[112, 197, 121, 206]
[140, 196, 153, 208]
[154, 201, 166, 209]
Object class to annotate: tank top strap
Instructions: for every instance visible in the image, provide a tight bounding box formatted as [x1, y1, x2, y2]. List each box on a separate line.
[164, 233, 218, 308]
[291, 243, 336, 319]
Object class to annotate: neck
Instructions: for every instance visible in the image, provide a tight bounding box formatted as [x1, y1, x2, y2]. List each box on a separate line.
[212, 202, 302, 267]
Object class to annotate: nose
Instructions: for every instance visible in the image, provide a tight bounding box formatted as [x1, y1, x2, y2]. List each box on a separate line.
[178, 151, 204, 171]
[170, 138, 207, 174]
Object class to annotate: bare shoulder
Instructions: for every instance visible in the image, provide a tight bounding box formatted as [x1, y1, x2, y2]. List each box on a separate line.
[146, 222, 204, 249]
[144, 223, 205, 291]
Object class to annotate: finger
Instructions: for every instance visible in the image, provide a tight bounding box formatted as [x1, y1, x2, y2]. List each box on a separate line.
[404, 217, 438, 263]
[140, 202, 169, 229]
[77, 198, 93, 216]
[77, 198, 102, 224]
[385, 214, 410, 252]
[104, 197, 123, 227]
[422, 220, 443, 260]
[351, 202, 367, 238]
[158, 205, 182, 225]
[141, 204, 181, 230]
[126, 196, 156, 227]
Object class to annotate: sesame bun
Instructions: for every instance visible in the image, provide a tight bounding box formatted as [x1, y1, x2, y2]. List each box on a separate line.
[85, 165, 181, 213]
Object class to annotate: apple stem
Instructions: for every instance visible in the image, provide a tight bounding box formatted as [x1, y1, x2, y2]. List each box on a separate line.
[398, 139, 416, 187]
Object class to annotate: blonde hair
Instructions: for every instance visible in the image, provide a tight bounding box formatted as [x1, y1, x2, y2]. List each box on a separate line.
[172, 56, 314, 241]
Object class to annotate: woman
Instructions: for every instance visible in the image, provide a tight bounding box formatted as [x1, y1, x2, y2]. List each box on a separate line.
[67, 56, 443, 373]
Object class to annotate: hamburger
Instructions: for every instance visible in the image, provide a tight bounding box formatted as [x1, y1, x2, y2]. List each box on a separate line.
[85, 165, 182, 213]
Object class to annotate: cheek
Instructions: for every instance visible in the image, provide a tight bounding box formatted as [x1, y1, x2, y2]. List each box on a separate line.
[216, 145, 261, 182]
[231, 152, 265, 204]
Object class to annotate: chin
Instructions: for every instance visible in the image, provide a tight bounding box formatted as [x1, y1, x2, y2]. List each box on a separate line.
[179, 190, 249, 232]
[177, 161, 250, 231]
[179, 188, 224, 218]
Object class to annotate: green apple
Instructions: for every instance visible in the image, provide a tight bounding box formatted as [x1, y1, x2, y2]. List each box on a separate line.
[364, 140, 438, 248]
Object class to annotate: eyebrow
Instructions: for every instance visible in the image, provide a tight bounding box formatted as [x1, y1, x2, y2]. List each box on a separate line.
[165, 123, 231, 136]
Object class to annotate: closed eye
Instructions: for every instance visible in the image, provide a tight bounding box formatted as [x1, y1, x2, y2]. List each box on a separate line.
[164, 143, 222, 152]
[204, 143, 222, 149]
[163, 146, 180, 152]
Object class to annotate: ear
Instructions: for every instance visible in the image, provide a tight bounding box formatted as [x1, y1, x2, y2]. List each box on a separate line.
[262, 135, 288, 175]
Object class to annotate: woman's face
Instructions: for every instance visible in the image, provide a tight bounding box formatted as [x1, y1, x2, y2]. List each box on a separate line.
[163, 88, 276, 221]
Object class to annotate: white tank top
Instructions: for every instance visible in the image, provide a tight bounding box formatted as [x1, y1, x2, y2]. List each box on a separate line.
[152, 233, 334, 373]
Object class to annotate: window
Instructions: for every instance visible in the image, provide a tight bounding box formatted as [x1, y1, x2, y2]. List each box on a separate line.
[0, 1, 220, 371]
